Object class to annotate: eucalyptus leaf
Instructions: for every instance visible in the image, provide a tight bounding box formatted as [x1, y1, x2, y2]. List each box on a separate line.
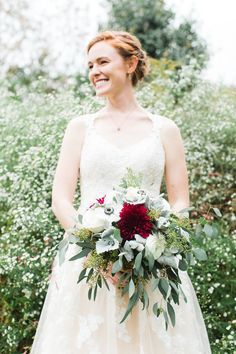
[119, 256, 123, 267]
[158, 278, 170, 299]
[93, 284, 98, 301]
[112, 259, 123, 274]
[69, 248, 90, 261]
[203, 224, 214, 237]
[171, 290, 179, 304]
[97, 274, 102, 288]
[153, 302, 158, 315]
[139, 265, 144, 277]
[134, 252, 142, 273]
[195, 224, 203, 237]
[158, 255, 178, 269]
[151, 278, 159, 291]
[128, 278, 135, 298]
[167, 302, 176, 326]
[77, 268, 87, 284]
[113, 228, 122, 242]
[169, 280, 179, 295]
[186, 252, 196, 266]
[86, 268, 94, 283]
[147, 253, 155, 271]
[163, 310, 169, 330]
[143, 288, 149, 309]
[102, 275, 110, 291]
[179, 285, 187, 303]
[119, 290, 139, 323]
[178, 258, 188, 271]
[88, 287, 92, 300]
[152, 303, 161, 318]
[75, 241, 93, 248]
[193, 248, 207, 261]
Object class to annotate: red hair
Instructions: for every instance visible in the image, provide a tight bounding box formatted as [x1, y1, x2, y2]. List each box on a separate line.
[87, 30, 149, 87]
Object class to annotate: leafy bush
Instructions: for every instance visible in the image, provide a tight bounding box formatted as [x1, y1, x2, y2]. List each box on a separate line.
[0, 76, 235, 353]
[102, 0, 208, 67]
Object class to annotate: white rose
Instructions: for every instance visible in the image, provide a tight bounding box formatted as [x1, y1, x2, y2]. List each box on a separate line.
[145, 234, 166, 260]
[82, 207, 109, 233]
[125, 187, 139, 201]
[124, 187, 147, 204]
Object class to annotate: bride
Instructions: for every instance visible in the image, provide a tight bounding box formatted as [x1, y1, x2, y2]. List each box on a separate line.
[30, 30, 212, 353]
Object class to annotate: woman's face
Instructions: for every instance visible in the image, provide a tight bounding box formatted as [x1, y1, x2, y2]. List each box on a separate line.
[87, 41, 131, 97]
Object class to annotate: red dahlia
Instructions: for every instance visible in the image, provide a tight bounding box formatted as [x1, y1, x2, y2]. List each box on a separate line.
[117, 203, 153, 240]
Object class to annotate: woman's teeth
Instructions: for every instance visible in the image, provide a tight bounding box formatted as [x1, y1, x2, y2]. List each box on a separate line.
[95, 79, 109, 88]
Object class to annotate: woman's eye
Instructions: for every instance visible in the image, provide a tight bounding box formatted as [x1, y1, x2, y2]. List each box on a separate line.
[88, 60, 108, 70]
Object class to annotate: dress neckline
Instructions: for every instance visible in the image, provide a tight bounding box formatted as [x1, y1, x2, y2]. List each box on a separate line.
[88, 110, 159, 152]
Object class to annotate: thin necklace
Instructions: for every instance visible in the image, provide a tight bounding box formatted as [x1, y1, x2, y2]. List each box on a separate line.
[109, 110, 139, 132]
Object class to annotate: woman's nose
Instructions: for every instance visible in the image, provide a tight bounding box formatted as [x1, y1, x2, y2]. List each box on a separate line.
[90, 64, 101, 76]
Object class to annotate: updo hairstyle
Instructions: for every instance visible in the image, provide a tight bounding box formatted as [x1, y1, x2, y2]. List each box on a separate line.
[87, 30, 150, 87]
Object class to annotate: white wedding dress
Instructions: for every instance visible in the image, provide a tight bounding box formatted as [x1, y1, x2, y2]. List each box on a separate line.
[30, 112, 212, 354]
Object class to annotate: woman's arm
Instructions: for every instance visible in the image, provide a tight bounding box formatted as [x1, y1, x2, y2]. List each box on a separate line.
[51, 117, 87, 231]
[160, 117, 190, 215]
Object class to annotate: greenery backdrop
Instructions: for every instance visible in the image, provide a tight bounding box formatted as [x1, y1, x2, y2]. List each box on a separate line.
[0, 60, 235, 353]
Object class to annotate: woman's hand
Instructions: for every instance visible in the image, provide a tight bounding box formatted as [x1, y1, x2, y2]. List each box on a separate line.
[101, 262, 120, 285]
[101, 262, 132, 286]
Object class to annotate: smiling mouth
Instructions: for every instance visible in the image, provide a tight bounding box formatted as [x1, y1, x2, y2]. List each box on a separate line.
[95, 79, 109, 88]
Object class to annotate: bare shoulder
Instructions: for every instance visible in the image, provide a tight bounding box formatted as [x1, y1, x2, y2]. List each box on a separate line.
[60, 114, 94, 151]
[66, 113, 92, 131]
[157, 115, 183, 148]
[158, 115, 180, 133]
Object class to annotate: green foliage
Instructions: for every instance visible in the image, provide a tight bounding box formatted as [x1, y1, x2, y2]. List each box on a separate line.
[101, 0, 208, 67]
[119, 167, 143, 188]
[0, 81, 102, 353]
[0, 71, 235, 353]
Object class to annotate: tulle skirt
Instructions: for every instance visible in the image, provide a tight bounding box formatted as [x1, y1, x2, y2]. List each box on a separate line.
[30, 237, 212, 354]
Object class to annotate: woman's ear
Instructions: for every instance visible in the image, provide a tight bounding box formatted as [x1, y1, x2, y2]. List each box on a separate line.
[127, 55, 139, 74]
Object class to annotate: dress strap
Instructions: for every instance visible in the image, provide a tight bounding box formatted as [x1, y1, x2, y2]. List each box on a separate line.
[82, 110, 163, 136]
[147, 111, 163, 137]
[79, 113, 97, 137]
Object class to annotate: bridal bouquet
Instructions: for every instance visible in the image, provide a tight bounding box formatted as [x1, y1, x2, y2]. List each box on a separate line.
[58, 168, 217, 329]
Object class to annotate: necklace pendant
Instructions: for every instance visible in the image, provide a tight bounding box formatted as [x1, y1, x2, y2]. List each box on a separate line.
[117, 127, 121, 131]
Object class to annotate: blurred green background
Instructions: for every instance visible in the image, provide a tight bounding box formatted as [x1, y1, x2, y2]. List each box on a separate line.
[0, 1, 235, 353]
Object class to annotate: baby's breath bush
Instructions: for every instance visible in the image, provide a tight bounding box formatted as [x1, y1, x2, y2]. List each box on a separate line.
[0, 75, 235, 353]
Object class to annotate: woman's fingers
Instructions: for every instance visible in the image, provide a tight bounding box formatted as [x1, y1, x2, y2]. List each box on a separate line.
[101, 262, 132, 285]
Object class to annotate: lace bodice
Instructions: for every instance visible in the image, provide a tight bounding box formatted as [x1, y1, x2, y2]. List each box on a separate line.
[79, 111, 165, 213]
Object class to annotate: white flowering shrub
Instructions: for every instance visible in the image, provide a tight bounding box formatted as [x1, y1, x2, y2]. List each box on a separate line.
[0, 76, 235, 353]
